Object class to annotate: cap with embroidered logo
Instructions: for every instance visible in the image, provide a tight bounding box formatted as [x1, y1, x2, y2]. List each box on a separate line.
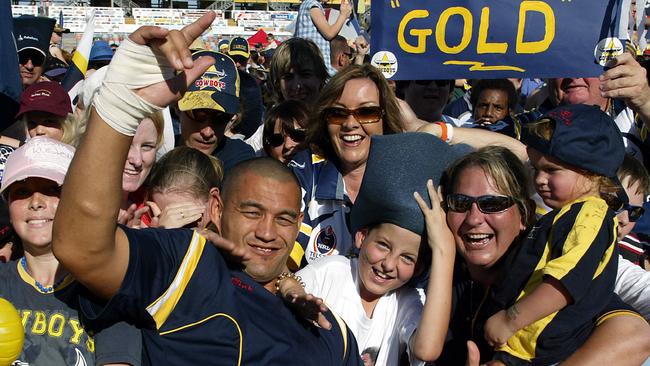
[522, 104, 625, 180]
[16, 81, 72, 118]
[228, 37, 250, 59]
[13, 15, 55, 58]
[178, 51, 240, 115]
[0, 136, 75, 194]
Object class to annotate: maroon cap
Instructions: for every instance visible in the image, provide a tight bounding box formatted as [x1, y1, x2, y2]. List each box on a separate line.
[16, 81, 72, 119]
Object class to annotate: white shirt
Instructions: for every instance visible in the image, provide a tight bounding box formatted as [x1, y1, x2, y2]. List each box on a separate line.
[298, 256, 425, 366]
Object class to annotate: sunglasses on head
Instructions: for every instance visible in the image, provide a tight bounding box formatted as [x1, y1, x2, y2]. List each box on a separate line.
[446, 194, 515, 214]
[19, 51, 45, 67]
[323, 106, 383, 125]
[265, 127, 307, 147]
[616, 203, 645, 222]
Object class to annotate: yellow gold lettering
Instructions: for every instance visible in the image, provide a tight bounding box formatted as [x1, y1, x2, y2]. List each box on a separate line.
[20, 310, 31, 328]
[69, 319, 85, 344]
[477, 7, 508, 54]
[398, 10, 432, 54]
[436, 7, 472, 54]
[48, 313, 65, 337]
[516, 1, 555, 53]
[31, 311, 47, 335]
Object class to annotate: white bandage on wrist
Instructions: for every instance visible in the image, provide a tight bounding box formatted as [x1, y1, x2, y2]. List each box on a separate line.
[93, 37, 175, 136]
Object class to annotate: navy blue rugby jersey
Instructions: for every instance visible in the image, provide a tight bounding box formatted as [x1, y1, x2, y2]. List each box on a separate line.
[80, 227, 362, 366]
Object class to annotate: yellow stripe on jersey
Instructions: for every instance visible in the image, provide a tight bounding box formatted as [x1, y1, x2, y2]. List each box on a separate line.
[311, 154, 325, 164]
[287, 241, 305, 271]
[146, 231, 206, 329]
[499, 243, 553, 361]
[329, 310, 348, 360]
[300, 222, 313, 236]
[596, 310, 646, 326]
[543, 198, 608, 280]
[160, 312, 243, 366]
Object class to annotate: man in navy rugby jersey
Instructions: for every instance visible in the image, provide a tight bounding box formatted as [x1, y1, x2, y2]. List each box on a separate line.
[52, 12, 362, 366]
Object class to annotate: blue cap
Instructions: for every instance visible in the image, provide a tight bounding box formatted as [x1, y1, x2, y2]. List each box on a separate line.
[178, 50, 240, 115]
[522, 104, 625, 179]
[89, 40, 113, 62]
[350, 133, 470, 236]
[14, 15, 55, 57]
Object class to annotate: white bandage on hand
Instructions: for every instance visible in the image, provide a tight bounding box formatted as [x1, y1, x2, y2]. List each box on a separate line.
[93, 37, 176, 136]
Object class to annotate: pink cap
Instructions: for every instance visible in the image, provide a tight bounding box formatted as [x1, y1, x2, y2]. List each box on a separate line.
[1, 136, 75, 194]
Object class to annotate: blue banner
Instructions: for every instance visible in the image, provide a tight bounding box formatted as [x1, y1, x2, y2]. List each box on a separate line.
[370, 0, 625, 80]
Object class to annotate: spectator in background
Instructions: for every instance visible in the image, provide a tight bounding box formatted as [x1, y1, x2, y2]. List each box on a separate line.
[330, 35, 353, 72]
[17, 81, 79, 146]
[218, 39, 229, 53]
[49, 23, 69, 64]
[13, 15, 55, 88]
[269, 37, 329, 108]
[88, 40, 113, 76]
[140, 146, 223, 230]
[228, 37, 265, 139]
[260, 100, 309, 162]
[398, 79, 458, 125]
[461, 79, 521, 139]
[175, 50, 255, 173]
[265, 33, 279, 50]
[42, 56, 69, 83]
[294, 0, 352, 76]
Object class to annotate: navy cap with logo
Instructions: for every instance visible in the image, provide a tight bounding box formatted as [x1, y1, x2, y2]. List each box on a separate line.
[351, 133, 470, 236]
[13, 15, 56, 58]
[228, 37, 250, 59]
[522, 104, 625, 180]
[178, 51, 240, 115]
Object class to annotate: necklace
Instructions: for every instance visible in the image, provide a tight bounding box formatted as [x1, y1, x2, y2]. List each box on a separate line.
[20, 257, 68, 294]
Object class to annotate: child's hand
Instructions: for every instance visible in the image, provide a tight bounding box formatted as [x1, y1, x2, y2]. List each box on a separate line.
[414, 179, 456, 257]
[484, 309, 518, 347]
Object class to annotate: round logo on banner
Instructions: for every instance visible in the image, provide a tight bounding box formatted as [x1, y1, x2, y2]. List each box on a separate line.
[371, 51, 398, 79]
[594, 37, 624, 66]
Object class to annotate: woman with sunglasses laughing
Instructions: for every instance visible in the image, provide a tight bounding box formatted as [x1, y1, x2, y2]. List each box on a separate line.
[261, 100, 309, 164]
[288, 64, 404, 268]
[437, 146, 650, 366]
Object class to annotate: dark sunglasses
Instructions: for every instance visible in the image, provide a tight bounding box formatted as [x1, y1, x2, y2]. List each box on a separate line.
[19, 51, 45, 67]
[323, 106, 383, 125]
[265, 128, 307, 147]
[184, 109, 232, 124]
[616, 203, 645, 222]
[446, 194, 515, 214]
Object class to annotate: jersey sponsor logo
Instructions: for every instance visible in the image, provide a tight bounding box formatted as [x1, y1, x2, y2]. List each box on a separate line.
[231, 276, 253, 292]
[314, 225, 337, 255]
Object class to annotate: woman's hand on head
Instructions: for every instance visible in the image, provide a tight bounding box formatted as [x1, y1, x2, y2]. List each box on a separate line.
[414, 179, 456, 257]
[148, 201, 205, 229]
[128, 12, 217, 108]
